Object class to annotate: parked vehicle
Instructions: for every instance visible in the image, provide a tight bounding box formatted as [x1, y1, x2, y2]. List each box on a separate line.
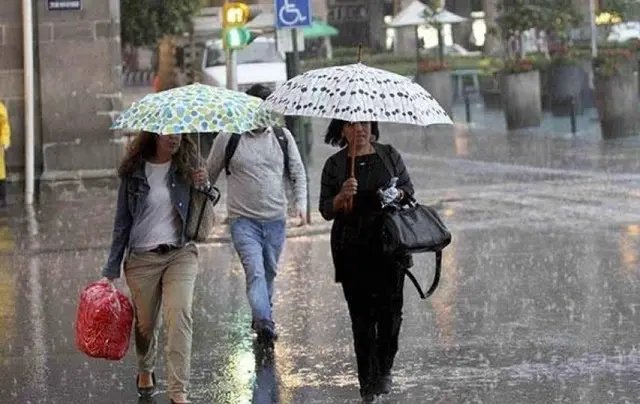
[200, 36, 287, 92]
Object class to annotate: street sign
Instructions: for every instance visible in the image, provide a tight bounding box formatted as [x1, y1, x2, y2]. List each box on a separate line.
[47, 0, 81, 11]
[276, 29, 305, 53]
[274, 0, 312, 29]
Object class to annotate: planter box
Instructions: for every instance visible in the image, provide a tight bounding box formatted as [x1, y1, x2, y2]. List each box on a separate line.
[416, 70, 453, 117]
[499, 70, 542, 131]
[594, 68, 639, 138]
[548, 63, 587, 117]
[481, 89, 502, 109]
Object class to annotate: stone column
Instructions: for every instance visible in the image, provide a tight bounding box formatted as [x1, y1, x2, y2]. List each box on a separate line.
[36, 0, 123, 176]
[0, 1, 28, 178]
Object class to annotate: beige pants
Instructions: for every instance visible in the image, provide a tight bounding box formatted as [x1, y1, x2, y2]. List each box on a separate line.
[124, 243, 198, 403]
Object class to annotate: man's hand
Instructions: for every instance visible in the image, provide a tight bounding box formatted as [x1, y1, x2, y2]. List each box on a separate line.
[296, 210, 307, 227]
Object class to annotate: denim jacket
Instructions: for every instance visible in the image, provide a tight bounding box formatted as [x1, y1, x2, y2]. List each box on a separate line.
[102, 161, 191, 279]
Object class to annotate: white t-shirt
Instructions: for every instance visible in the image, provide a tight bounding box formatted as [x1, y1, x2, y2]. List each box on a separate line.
[129, 161, 180, 251]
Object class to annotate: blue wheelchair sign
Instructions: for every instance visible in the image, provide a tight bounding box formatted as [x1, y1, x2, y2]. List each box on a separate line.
[274, 0, 312, 29]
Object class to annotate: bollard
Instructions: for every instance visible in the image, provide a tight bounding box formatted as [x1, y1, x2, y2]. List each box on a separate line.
[569, 96, 577, 134]
[464, 86, 472, 123]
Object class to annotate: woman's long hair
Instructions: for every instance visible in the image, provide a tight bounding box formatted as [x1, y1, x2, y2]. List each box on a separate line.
[324, 119, 380, 148]
[118, 132, 200, 182]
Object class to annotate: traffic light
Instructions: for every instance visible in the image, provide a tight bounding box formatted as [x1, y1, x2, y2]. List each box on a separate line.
[222, 2, 252, 50]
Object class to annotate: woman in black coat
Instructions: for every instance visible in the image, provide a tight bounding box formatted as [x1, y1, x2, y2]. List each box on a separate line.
[319, 119, 415, 403]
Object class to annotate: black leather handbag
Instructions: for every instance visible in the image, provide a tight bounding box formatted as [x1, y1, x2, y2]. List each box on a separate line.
[373, 143, 452, 299]
[380, 196, 452, 299]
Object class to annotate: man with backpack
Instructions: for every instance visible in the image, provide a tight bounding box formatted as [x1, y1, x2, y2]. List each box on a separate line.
[206, 84, 308, 346]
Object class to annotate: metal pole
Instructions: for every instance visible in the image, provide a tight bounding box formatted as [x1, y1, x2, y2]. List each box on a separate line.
[414, 26, 420, 78]
[226, 48, 237, 91]
[590, 0, 598, 58]
[22, 0, 35, 206]
[464, 89, 471, 123]
[437, 24, 444, 63]
[570, 97, 577, 134]
[290, 29, 311, 224]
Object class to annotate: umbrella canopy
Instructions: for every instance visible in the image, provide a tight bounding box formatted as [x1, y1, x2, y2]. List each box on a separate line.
[303, 19, 339, 38]
[111, 83, 280, 135]
[430, 9, 467, 24]
[388, 0, 467, 27]
[262, 63, 452, 126]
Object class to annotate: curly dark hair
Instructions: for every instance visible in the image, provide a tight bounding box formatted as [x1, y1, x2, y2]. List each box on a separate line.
[324, 119, 380, 148]
[118, 131, 200, 183]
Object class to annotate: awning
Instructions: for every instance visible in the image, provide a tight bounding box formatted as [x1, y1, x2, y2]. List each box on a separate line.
[303, 19, 339, 38]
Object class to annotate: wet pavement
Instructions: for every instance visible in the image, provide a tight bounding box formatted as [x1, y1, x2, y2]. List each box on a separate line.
[3, 118, 640, 403]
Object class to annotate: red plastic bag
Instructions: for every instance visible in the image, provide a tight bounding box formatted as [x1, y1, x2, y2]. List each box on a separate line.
[75, 281, 134, 361]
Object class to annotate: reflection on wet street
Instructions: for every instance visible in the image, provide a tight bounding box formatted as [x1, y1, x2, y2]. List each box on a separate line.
[2, 121, 640, 403]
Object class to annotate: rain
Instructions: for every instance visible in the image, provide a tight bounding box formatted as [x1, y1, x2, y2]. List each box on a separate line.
[2, 119, 640, 403]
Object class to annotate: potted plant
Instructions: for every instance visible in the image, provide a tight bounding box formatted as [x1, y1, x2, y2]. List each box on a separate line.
[546, 46, 589, 116]
[416, 59, 453, 116]
[541, 0, 584, 116]
[593, 48, 638, 138]
[497, 0, 545, 130]
[499, 58, 543, 130]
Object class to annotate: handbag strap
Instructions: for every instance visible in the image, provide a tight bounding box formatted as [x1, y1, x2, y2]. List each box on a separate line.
[402, 251, 442, 299]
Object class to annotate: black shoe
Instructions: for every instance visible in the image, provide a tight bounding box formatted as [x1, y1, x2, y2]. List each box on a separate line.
[256, 327, 278, 347]
[136, 373, 157, 399]
[375, 375, 392, 395]
[361, 393, 378, 403]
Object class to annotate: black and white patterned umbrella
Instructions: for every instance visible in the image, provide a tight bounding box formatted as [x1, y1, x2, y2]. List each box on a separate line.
[263, 62, 453, 126]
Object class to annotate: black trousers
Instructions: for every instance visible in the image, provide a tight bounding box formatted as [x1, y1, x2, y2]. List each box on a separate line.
[341, 261, 405, 395]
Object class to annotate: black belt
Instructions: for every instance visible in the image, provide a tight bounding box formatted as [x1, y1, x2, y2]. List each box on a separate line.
[149, 244, 179, 254]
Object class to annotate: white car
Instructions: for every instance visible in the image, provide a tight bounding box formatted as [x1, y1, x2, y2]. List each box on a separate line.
[201, 36, 288, 92]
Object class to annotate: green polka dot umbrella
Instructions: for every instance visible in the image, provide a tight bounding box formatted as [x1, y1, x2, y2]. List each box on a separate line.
[111, 83, 281, 135]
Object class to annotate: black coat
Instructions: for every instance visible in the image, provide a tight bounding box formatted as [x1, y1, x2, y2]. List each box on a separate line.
[319, 143, 415, 282]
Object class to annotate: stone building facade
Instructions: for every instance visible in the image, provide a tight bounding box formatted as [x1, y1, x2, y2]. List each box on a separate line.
[0, 0, 122, 192]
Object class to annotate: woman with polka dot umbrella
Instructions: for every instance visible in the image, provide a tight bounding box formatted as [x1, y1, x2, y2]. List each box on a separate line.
[111, 83, 281, 135]
[266, 51, 454, 403]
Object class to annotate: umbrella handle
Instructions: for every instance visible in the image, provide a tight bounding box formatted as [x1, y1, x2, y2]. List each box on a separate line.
[197, 132, 202, 166]
[345, 133, 357, 212]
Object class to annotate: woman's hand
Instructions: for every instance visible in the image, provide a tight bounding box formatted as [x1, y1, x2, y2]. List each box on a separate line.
[192, 168, 208, 186]
[339, 178, 358, 198]
[334, 178, 357, 211]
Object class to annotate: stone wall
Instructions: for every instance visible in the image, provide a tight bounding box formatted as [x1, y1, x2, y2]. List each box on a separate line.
[0, 0, 123, 185]
[0, 0, 27, 177]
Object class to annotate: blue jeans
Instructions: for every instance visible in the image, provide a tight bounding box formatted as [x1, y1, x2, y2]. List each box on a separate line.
[230, 217, 287, 331]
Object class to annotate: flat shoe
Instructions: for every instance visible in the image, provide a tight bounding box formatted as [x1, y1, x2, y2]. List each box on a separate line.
[136, 372, 157, 398]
